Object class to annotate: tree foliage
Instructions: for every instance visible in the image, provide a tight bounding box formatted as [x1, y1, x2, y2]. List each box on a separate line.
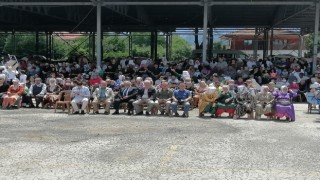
[1, 32, 193, 61]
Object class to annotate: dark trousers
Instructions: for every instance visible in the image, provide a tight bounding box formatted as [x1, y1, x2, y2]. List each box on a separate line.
[27, 95, 44, 107]
[113, 98, 135, 112]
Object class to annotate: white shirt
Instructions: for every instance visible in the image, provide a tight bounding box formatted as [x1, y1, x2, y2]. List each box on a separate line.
[120, 59, 127, 69]
[20, 74, 27, 84]
[247, 60, 257, 69]
[142, 89, 148, 99]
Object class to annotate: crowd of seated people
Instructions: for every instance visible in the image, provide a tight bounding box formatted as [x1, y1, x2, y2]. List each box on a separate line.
[0, 55, 320, 122]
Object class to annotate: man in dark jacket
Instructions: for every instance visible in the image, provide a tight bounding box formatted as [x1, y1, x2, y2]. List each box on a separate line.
[133, 80, 156, 116]
[112, 80, 137, 115]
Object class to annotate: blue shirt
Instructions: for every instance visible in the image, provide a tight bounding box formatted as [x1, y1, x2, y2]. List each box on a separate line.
[174, 89, 190, 100]
[99, 88, 107, 98]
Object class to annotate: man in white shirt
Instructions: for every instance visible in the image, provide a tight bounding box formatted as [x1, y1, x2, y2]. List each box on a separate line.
[71, 80, 90, 114]
[247, 57, 257, 70]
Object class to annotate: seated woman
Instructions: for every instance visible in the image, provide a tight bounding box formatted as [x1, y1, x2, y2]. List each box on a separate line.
[273, 86, 297, 122]
[234, 85, 254, 120]
[198, 86, 218, 118]
[254, 86, 274, 120]
[43, 78, 61, 108]
[2, 79, 24, 109]
[194, 80, 208, 107]
[215, 85, 236, 117]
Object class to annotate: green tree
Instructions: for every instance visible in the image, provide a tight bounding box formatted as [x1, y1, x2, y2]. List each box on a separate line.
[171, 35, 192, 60]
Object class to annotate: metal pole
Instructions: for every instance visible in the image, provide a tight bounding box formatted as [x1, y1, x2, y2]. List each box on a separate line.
[13, 31, 16, 55]
[129, 32, 132, 57]
[35, 31, 39, 54]
[209, 27, 213, 59]
[92, 32, 95, 62]
[150, 32, 155, 59]
[298, 29, 303, 58]
[270, 29, 274, 56]
[202, 0, 208, 64]
[165, 33, 169, 60]
[313, 2, 320, 74]
[253, 28, 258, 58]
[154, 31, 158, 61]
[96, 2, 102, 69]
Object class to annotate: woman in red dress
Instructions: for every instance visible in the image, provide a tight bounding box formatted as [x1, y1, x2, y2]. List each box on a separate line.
[2, 79, 24, 109]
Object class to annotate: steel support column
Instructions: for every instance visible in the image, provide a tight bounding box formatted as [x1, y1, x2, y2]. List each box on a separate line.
[49, 32, 52, 60]
[253, 28, 258, 58]
[313, 2, 320, 74]
[150, 32, 155, 59]
[270, 29, 274, 56]
[154, 31, 158, 61]
[129, 32, 132, 57]
[208, 27, 213, 59]
[45, 32, 49, 58]
[169, 33, 172, 60]
[165, 33, 169, 60]
[96, 2, 102, 68]
[35, 31, 39, 54]
[202, 0, 208, 63]
[263, 29, 269, 58]
[298, 29, 303, 58]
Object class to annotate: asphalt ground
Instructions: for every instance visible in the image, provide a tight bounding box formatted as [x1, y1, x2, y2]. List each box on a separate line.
[0, 103, 320, 179]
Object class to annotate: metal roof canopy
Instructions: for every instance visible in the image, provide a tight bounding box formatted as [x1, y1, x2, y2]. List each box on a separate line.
[0, 0, 319, 32]
[0, 0, 320, 73]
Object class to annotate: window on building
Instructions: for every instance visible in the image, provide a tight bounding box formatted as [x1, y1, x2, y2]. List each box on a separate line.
[273, 39, 288, 49]
[244, 40, 253, 46]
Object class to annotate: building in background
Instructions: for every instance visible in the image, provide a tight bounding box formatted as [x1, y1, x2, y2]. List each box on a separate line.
[221, 29, 308, 59]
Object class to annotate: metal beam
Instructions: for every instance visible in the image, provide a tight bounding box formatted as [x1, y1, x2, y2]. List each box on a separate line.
[96, 2, 102, 69]
[313, 2, 319, 74]
[210, 1, 314, 6]
[0, 1, 315, 6]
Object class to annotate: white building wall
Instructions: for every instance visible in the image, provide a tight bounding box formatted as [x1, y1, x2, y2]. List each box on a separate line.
[242, 50, 309, 59]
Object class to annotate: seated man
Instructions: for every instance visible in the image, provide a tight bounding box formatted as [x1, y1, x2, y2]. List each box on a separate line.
[92, 81, 114, 114]
[171, 82, 192, 117]
[0, 74, 9, 107]
[112, 80, 137, 115]
[27, 78, 46, 108]
[133, 80, 156, 116]
[154, 81, 173, 116]
[71, 80, 90, 114]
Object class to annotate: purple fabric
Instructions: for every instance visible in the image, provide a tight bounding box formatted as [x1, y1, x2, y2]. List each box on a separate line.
[273, 92, 297, 120]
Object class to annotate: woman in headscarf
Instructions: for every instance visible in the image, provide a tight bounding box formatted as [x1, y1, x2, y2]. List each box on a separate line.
[43, 78, 61, 108]
[2, 79, 24, 109]
[194, 80, 208, 107]
[215, 85, 236, 117]
[198, 86, 218, 118]
[234, 85, 254, 119]
[254, 86, 274, 120]
[273, 86, 297, 121]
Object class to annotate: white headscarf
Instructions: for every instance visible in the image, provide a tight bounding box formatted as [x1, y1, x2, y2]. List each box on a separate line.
[281, 85, 288, 93]
[206, 86, 216, 94]
[0, 74, 5, 79]
[261, 85, 269, 94]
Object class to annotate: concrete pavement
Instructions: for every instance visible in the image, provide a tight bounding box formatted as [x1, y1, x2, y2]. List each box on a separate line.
[0, 103, 319, 179]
